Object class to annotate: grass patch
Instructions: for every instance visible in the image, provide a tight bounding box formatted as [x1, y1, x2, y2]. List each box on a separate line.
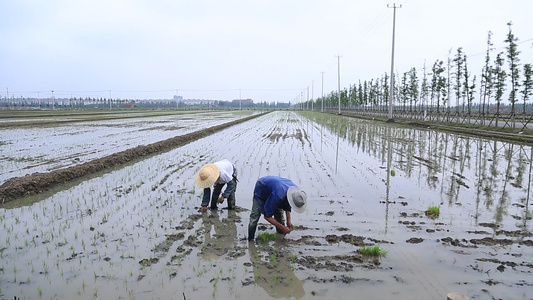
[359, 246, 388, 257]
[425, 205, 440, 218]
[257, 232, 277, 242]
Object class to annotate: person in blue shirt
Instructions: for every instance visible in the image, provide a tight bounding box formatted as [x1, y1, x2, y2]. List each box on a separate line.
[248, 176, 307, 241]
[195, 159, 238, 212]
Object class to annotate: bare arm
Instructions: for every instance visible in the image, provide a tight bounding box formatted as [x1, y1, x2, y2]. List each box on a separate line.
[264, 216, 291, 234]
[285, 211, 292, 229]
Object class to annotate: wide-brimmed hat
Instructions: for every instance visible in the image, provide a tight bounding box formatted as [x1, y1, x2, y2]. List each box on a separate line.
[195, 164, 220, 188]
[287, 186, 307, 213]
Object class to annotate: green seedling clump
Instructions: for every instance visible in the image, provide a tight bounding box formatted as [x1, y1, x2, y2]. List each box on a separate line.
[426, 206, 440, 218]
[257, 232, 277, 242]
[291, 224, 306, 230]
[359, 246, 388, 257]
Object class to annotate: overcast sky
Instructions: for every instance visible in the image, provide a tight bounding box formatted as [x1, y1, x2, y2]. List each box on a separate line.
[1, 0, 532, 103]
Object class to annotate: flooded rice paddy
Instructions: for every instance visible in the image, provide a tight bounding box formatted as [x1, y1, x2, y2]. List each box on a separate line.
[0, 110, 259, 185]
[0, 110, 531, 300]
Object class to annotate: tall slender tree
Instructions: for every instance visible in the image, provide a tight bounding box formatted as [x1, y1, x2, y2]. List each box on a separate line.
[401, 72, 409, 111]
[349, 84, 356, 107]
[493, 52, 507, 126]
[363, 81, 368, 107]
[438, 74, 447, 115]
[382, 73, 390, 111]
[521, 64, 532, 114]
[467, 75, 476, 116]
[358, 81, 363, 108]
[341, 88, 349, 108]
[453, 47, 464, 112]
[368, 79, 375, 109]
[372, 78, 380, 108]
[480, 31, 494, 119]
[463, 52, 470, 114]
[420, 62, 429, 113]
[446, 48, 453, 115]
[504, 21, 521, 125]
[431, 60, 445, 112]
[409, 67, 419, 112]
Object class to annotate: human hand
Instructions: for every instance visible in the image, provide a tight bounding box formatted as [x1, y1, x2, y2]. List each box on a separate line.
[201, 206, 208, 213]
[218, 196, 225, 204]
[280, 225, 291, 234]
[287, 221, 293, 229]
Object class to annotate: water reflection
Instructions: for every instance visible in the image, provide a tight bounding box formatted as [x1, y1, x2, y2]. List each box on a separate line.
[199, 211, 238, 260]
[299, 111, 532, 229]
[335, 125, 340, 173]
[248, 241, 305, 299]
[384, 126, 392, 233]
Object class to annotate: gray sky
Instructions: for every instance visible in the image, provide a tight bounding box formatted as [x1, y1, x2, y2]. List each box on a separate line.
[1, 0, 532, 103]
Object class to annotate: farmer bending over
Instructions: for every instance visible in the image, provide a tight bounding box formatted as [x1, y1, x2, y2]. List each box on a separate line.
[195, 159, 238, 212]
[248, 176, 307, 241]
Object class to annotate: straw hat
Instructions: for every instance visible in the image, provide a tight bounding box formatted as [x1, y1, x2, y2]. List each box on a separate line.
[287, 186, 307, 213]
[195, 164, 220, 188]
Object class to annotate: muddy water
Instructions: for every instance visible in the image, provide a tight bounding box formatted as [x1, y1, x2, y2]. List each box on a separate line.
[0, 111, 531, 300]
[0, 110, 258, 185]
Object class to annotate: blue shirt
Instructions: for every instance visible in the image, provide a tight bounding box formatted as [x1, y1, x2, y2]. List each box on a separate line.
[253, 176, 295, 217]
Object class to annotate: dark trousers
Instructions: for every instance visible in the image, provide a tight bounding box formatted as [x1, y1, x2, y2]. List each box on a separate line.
[248, 196, 285, 241]
[202, 180, 237, 209]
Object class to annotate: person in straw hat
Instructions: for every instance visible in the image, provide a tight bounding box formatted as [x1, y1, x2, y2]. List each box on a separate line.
[248, 176, 307, 241]
[195, 159, 238, 212]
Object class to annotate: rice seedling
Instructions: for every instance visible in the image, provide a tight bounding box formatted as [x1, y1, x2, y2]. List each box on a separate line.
[272, 274, 280, 284]
[42, 262, 49, 275]
[289, 253, 298, 263]
[257, 232, 277, 242]
[212, 276, 219, 288]
[270, 254, 276, 264]
[359, 246, 388, 257]
[425, 206, 440, 218]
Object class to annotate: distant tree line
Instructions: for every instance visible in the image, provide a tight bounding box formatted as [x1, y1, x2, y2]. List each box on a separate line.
[0, 97, 292, 110]
[308, 22, 533, 118]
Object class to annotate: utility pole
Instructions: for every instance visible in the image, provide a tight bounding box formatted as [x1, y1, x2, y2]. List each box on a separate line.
[321, 72, 325, 112]
[336, 55, 342, 114]
[311, 81, 314, 111]
[306, 86, 309, 110]
[51, 90, 55, 110]
[387, 3, 401, 122]
[109, 90, 112, 109]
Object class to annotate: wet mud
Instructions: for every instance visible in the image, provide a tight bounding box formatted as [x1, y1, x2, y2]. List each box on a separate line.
[0, 111, 532, 300]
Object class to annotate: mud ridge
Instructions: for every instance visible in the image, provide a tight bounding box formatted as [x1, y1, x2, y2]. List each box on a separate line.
[0, 112, 267, 203]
